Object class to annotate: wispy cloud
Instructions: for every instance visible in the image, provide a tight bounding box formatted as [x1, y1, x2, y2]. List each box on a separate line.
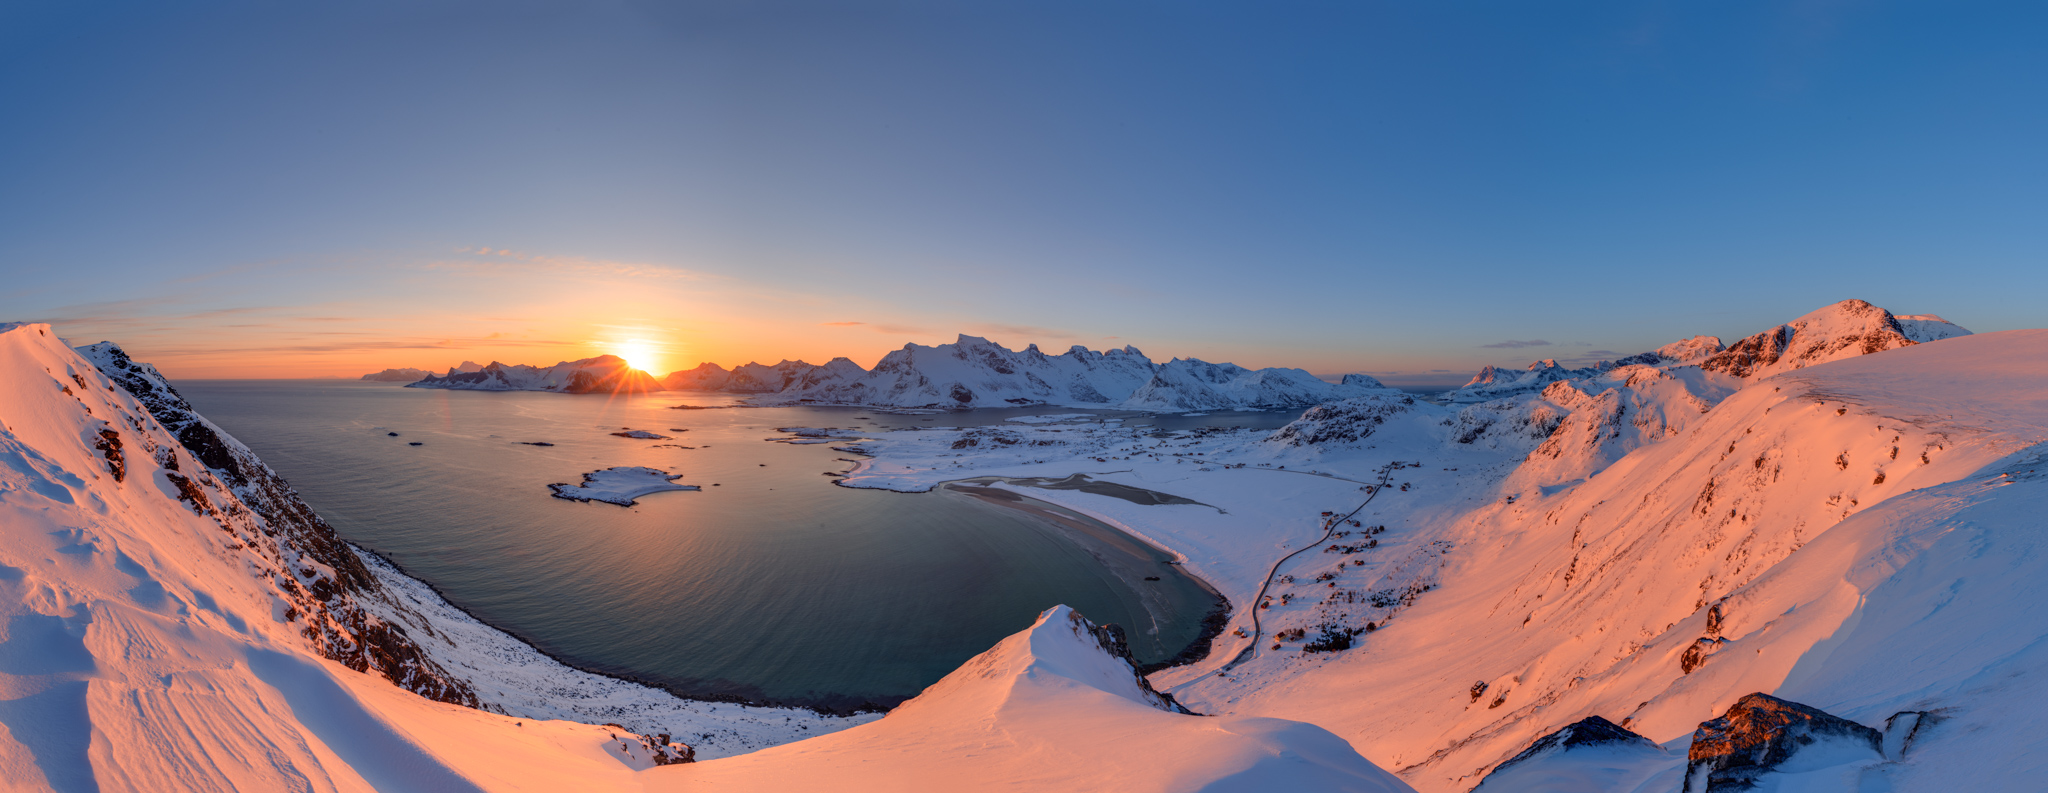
[821, 320, 933, 335]
[1481, 339, 1553, 349]
[433, 247, 712, 281]
[970, 323, 1081, 342]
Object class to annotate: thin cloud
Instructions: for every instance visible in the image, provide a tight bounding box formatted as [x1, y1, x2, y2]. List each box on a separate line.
[1481, 339, 1553, 349]
[434, 248, 711, 281]
[971, 323, 1081, 342]
[822, 321, 932, 335]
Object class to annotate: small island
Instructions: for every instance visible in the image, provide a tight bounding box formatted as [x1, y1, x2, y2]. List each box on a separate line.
[548, 466, 700, 506]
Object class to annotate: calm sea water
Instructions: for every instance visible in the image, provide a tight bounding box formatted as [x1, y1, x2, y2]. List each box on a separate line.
[177, 380, 1300, 708]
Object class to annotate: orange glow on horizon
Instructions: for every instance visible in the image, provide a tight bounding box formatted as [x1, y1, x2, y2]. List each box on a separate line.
[611, 339, 660, 374]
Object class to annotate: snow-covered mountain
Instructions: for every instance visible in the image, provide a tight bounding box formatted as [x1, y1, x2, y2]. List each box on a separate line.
[757, 334, 1161, 408]
[1438, 300, 1968, 403]
[1123, 360, 1392, 412]
[1697, 298, 1968, 380]
[1439, 359, 1610, 403]
[409, 354, 663, 393]
[754, 334, 1383, 411]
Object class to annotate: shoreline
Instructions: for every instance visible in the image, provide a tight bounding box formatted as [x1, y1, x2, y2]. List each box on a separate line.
[350, 542, 892, 716]
[939, 479, 1233, 677]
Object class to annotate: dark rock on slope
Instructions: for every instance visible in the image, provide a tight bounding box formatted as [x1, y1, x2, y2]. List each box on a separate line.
[1683, 693, 1881, 792]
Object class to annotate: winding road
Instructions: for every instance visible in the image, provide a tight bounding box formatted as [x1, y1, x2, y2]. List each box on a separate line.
[1219, 462, 1399, 672]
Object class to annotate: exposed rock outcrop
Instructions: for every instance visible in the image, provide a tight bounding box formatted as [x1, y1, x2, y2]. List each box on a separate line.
[1683, 693, 1881, 792]
[1271, 393, 1418, 446]
[1474, 715, 1665, 792]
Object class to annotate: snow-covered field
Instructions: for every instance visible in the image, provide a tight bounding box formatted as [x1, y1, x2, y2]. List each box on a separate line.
[5, 300, 2044, 792]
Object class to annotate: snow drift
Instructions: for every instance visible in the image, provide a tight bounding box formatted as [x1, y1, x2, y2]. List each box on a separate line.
[676, 605, 1416, 793]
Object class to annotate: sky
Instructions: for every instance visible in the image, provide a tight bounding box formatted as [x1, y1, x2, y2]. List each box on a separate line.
[1, 0, 2043, 385]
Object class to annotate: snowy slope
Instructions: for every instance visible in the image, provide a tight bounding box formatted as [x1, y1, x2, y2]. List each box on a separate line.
[1198, 330, 2048, 792]
[819, 305, 2036, 793]
[674, 606, 1417, 793]
[409, 355, 663, 393]
[1892, 314, 1972, 343]
[1652, 336, 1725, 365]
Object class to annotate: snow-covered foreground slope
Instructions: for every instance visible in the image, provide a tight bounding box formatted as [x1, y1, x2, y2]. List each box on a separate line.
[677, 605, 1416, 793]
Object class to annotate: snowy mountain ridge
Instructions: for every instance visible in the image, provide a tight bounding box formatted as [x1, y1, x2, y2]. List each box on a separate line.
[1436, 299, 1969, 403]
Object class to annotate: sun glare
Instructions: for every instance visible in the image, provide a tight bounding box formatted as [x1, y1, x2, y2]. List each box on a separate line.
[615, 340, 654, 372]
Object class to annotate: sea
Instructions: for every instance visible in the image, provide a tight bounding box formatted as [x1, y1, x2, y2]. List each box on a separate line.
[177, 380, 1303, 709]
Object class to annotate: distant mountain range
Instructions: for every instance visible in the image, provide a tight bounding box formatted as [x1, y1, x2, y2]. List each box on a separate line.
[372, 301, 1971, 415]
[393, 335, 1396, 411]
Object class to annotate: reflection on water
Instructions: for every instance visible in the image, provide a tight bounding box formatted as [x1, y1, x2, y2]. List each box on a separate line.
[176, 381, 1283, 709]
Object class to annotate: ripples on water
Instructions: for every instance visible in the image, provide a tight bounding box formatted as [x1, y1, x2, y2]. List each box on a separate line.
[177, 381, 1301, 708]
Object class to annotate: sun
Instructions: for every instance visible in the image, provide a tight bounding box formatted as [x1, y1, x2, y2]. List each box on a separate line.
[615, 340, 656, 372]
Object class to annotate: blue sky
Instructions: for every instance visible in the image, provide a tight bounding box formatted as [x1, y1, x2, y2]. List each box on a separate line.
[2, 0, 2042, 382]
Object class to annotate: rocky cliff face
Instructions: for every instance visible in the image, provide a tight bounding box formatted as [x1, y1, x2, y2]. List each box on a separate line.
[76, 340, 480, 706]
